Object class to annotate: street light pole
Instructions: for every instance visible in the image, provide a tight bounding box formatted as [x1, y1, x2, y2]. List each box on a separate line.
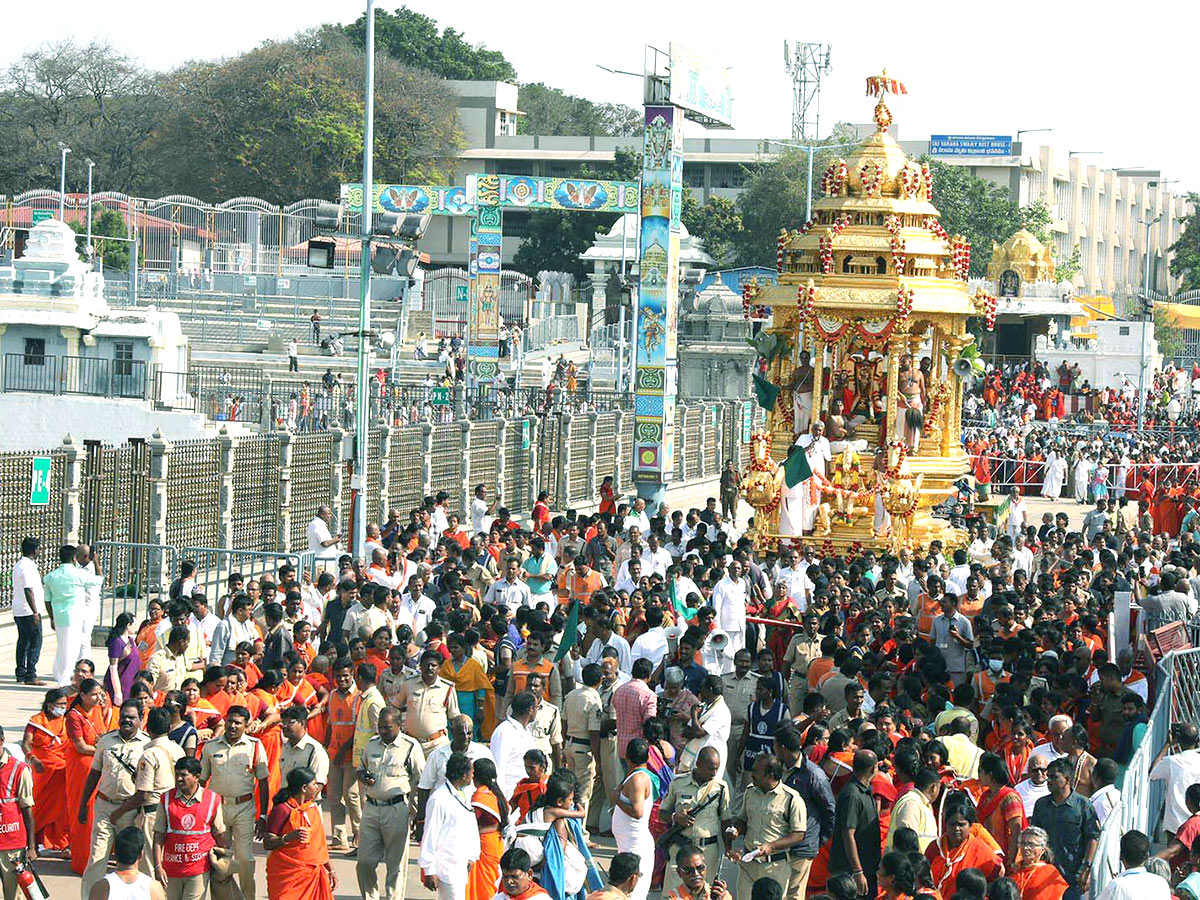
[352, 0, 376, 560]
[57, 143, 71, 220]
[85, 159, 95, 263]
[1137, 214, 1163, 430]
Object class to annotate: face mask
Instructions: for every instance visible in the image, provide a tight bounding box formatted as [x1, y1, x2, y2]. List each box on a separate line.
[51, 705, 67, 718]
[989, 659, 1004, 674]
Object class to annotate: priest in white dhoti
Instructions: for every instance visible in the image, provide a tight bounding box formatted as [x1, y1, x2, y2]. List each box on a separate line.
[789, 351, 815, 437]
[1042, 450, 1067, 500]
[1073, 454, 1093, 503]
[711, 561, 749, 654]
[797, 423, 832, 532]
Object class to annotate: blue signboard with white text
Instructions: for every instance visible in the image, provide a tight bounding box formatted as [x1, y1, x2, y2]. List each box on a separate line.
[929, 135, 1014, 156]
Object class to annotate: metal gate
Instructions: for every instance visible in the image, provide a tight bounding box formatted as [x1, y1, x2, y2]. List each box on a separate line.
[81, 440, 151, 548]
[538, 414, 565, 506]
[95, 541, 176, 624]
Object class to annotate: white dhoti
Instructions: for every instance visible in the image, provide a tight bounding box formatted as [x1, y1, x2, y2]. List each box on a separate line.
[778, 482, 805, 536]
[874, 493, 891, 536]
[53, 617, 85, 686]
[793, 391, 813, 436]
[896, 395, 923, 450]
[78, 600, 98, 661]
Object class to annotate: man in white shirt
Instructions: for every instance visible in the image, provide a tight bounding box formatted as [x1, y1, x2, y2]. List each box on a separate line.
[775, 548, 810, 613]
[490, 692, 539, 799]
[74, 544, 103, 663]
[1011, 534, 1035, 577]
[1150, 723, 1200, 836]
[629, 608, 670, 670]
[641, 534, 673, 578]
[1014, 753, 1051, 817]
[306, 505, 342, 561]
[189, 595, 220, 646]
[614, 558, 644, 595]
[711, 560, 748, 654]
[417, 752, 481, 900]
[483, 559, 533, 614]
[585, 615, 631, 673]
[1089, 758, 1120, 827]
[946, 549, 971, 596]
[470, 484, 496, 537]
[1026, 715, 1071, 773]
[627, 498, 652, 536]
[364, 523, 386, 557]
[430, 491, 450, 543]
[12, 536, 47, 685]
[418, 715, 494, 818]
[1093, 830, 1171, 900]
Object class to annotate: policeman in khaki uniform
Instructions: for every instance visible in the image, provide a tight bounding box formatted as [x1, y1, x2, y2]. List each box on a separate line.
[659, 746, 733, 896]
[279, 703, 330, 788]
[377, 647, 411, 708]
[394, 650, 459, 753]
[562, 663, 604, 831]
[356, 707, 425, 900]
[79, 701, 151, 899]
[199, 705, 270, 900]
[525, 672, 564, 772]
[109, 707, 184, 880]
[588, 654, 623, 834]
[727, 755, 808, 900]
[783, 615, 823, 716]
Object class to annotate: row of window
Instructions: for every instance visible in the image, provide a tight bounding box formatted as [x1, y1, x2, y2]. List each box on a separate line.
[21, 338, 134, 368]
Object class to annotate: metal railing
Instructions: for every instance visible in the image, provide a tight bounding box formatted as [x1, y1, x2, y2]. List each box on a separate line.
[178, 547, 317, 606]
[523, 315, 581, 351]
[153, 366, 268, 423]
[94, 541, 177, 627]
[2, 353, 147, 399]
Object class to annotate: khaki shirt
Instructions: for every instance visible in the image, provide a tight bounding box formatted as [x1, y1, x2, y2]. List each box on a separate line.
[200, 734, 269, 800]
[742, 780, 806, 850]
[784, 634, 822, 683]
[0, 750, 32, 808]
[378, 667, 410, 707]
[359, 733, 425, 801]
[147, 648, 190, 693]
[153, 787, 227, 837]
[353, 686, 387, 765]
[135, 735, 185, 805]
[659, 772, 731, 841]
[395, 675, 460, 741]
[598, 678, 619, 733]
[280, 734, 330, 787]
[92, 731, 151, 801]
[529, 701, 563, 757]
[562, 686, 603, 741]
[722, 673, 758, 728]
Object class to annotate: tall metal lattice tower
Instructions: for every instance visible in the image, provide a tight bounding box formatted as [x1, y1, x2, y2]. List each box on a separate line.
[784, 42, 832, 142]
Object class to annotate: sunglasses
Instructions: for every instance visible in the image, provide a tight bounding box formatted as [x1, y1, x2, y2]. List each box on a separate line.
[1028, 765, 1048, 773]
[679, 865, 707, 874]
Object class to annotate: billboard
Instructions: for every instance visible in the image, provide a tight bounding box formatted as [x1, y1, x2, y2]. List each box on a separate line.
[929, 135, 1014, 156]
[668, 43, 733, 128]
[341, 183, 470, 216]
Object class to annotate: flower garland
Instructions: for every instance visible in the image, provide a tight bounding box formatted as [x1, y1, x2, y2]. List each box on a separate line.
[950, 236, 972, 281]
[891, 236, 908, 276]
[923, 216, 949, 242]
[896, 286, 914, 321]
[976, 290, 998, 330]
[820, 160, 849, 196]
[821, 539, 836, 558]
[797, 218, 815, 236]
[777, 230, 787, 272]
[898, 166, 920, 200]
[922, 163, 933, 198]
[742, 282, 770, 321]
[860, 161, 883, 197]
[796, 282, 817, 324]
[884, 441, 908, 478]
[819, 233, 833, 273]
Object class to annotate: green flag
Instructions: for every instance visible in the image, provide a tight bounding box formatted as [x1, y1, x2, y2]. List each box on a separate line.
[784, 444, 813, 488]
[555, 599, 580, 662]
[668, 576, 701, 623]
[753, 374, 780, 411]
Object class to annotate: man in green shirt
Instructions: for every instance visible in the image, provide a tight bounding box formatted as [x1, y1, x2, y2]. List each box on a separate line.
[521, 537, 558, 600]
[43, 544, 103, 687]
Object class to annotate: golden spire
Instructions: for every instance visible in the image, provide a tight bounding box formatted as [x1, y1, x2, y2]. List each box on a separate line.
[865, 69, 907, 132]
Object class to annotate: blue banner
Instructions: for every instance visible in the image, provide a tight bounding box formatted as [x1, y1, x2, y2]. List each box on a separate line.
[929, 135, 1013, 156]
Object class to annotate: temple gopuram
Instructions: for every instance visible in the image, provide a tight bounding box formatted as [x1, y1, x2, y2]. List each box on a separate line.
[740, 72, 993, 554]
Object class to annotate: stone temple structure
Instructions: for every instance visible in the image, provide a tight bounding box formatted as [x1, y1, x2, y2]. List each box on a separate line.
[677, 281, 755, 398]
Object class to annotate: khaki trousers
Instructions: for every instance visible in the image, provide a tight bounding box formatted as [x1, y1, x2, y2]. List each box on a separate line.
[787, 856, 814, 900]
[222, 796, 257, 899]
[661, 839, 722, 896]
[587, 736, 620, 832]
[166, 873, 210, 900]
[328, 763, 362, 844]
[566, 742, 596, 833]
[356, 799, 411, 900]
[787, 674, 807, 717]
[737, 857, 792, 900]
[0, 849, 23, 900]
[82, 797, 142, 900]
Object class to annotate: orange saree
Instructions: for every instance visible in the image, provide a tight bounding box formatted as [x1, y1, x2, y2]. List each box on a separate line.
[926, 826, 1004, 898]
[1010, 863, 1068, 900]
[467, 786, 504, 900]
[64, 705, 108, 874]
[24, 713, 69, 850]
[265, 798, 333, 900]
[252, 688, 283, 807]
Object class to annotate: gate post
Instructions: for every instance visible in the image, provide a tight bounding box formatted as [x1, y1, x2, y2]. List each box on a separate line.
[277, 427, 293, 552]
[61, 434, 83, 544]
[558, 414, 572, 512]
[378, 425, 393, 525]
[614, 409, 626, 495]
[460, 420, 472, 519]
[496, 417, 509, 512]
[328, 426, 346, 538]
[527, 418, 540, 511]
[216, 427, 236, 550]
[420, 423, 434, 498]
[147, 428, 171, 549]
[587, 412, 599, 506]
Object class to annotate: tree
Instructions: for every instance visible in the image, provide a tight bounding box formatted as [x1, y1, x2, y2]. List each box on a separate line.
[682, 192, 743, 268]
[517, 83, 641, 136]
[1169, 193, 1200, 292]
[68, 207, 130, 270]
[1154, 304, 1184, 358]
[145, 28, 462, 202]
[345, 7, 517, 81]
[511, 149, 640, 281]
[922, 158, 1023, 278]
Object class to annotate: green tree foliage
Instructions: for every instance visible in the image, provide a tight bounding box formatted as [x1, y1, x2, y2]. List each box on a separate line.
[1169, 193, 1200, 291]
[512, 149, 641, 281]
[517, 83, 641, 136]
[682, 192, 743, 268]
[145, 28, 462, 202]
[922, 158, 1025, 278]
[68, 208, 130, 270]
[345, 7, 517, 81]
[1154, 305, 1184, 358]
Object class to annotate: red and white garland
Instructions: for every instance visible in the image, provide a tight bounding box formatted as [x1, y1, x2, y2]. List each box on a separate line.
[950, 236, 972, 281]
[923, 217, 949, 242]
[922, 163, 934, 198]
[742, 282, 770, 321]
[896, 286, 914, 321]
[860, 161, 884, 197]
[796, 282, 817, 324]
[821, 161, 849, 196]
[884, 215, 907, 275]
[884, 440, 908, 478]
[898, 166, 921, 200]
[976, 290, 998, 330]
[777, 230, 787, 272]
[818, 233, 833, 273]
[797, 219, 815, 236]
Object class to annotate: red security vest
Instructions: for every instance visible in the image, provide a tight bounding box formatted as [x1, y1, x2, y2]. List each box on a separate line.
[161, 787, 221, 877]
[511, 658, 553, 699]
[0, 754, 27, 851]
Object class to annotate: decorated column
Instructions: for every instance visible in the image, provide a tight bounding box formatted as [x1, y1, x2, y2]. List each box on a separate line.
[632, 105, 684, 505]
[467, 176, 504, 383]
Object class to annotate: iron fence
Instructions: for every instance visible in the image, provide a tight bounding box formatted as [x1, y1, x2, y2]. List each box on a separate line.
[388, 427, 424, 514]
[165, 440, 221, 549]
[179, 547, 316, 605]
[288, 433, 335, 550]
[232, 436, 281, 551]
[0, 449, 64, 606]
[2, 353, 147, 399]
[154, 366, 267, 423]
[93, 541, 176, 625]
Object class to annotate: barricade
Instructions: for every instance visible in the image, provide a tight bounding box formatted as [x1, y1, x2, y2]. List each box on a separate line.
[179, 547, 316, 606]
[94, 541, 177, 626]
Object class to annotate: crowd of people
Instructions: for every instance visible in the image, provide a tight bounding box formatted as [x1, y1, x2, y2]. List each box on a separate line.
[6, 438, 1200, 900]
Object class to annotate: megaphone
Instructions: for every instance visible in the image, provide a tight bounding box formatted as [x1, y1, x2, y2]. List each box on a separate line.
[952, 357, 975, 378]
[663, 624, 685, 641]
[709, 631, 729, 649]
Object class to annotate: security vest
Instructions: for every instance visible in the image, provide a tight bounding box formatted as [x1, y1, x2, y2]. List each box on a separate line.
[916, 594, 942, 639]
[161, 787, 221, 877]
[511, 658, 553, 700]
[327, 688, 358, 760]
[0, 755, 27, 851]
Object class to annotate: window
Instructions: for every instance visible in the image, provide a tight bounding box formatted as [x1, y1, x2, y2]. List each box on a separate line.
[683, 165, 705, 189]
[1119, 326, 1130, 336]
[1096, 242, 1106, 278]
[1114, 248, 1125, 285]
[1081, 187, 1092, 226]
[1098, 193, 1108, 231]
[1054, 180, 1073, 220]
[710, 165, 747, 189]
[23, 338, 45, 366]
[114, 341, 134, 377]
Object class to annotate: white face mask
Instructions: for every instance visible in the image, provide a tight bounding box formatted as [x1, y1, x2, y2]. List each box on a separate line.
[51, 705, 67, 718]
[989, 659, 1004, 674]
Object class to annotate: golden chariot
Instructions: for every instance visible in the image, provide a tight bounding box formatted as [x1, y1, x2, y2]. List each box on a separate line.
[740, 71, 994, 554]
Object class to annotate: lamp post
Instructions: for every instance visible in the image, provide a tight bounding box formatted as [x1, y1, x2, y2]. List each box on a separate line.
[1137, 214, 1163, 430]
[352, 0, 376, 560]
[761, 139, 861, 222]
[85, 159, 95, 263]
[56, 142, 71, 220]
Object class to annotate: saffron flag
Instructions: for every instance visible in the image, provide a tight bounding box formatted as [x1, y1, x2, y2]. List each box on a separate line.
[753, 374, 780, 411]
[784, 444, 813, 488]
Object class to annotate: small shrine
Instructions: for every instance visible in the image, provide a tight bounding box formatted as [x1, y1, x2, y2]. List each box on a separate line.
[739, 71, 989, 553]
[986, 228, 1055, 297]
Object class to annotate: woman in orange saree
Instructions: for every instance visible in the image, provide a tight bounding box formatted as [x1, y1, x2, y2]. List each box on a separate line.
[135, 599, 166, 659]
[278, 657, 325, 742]
[976, 753, 1027, 864]
[1008, 827, 1068, 900]
[252, 670, 286, 807]
[64, 679, 107, 873]
[264, 766, 335, 900]
[22, 689, 69, 852]
[925, 796, 1003, 899]
[467, 759, 508, 900]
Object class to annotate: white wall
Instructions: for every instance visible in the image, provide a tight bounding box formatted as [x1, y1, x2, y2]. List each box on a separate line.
[0, 395, 213, 450]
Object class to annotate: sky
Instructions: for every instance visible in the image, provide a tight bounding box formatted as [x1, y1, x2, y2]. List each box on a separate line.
[6, 0, 1197, 193]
